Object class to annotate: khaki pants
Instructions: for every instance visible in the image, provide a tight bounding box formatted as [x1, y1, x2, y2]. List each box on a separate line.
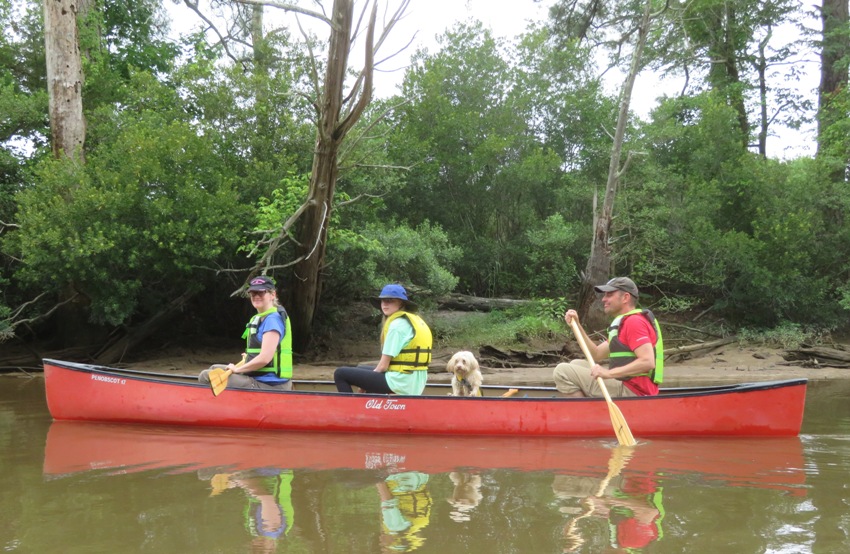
[552, 359, 636, 398]
[199, 365, 293, 391]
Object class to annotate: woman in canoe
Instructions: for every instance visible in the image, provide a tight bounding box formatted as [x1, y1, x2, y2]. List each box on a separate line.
[199, 275, 294, 390]
[334, 284, 432, 395]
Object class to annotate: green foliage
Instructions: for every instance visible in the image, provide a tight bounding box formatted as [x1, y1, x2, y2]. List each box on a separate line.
[431, 307, 563, 350]
[248, 172, 310, 259]
[324, 220, 461, 304]
[525, 214, 581, 296]
[389, 22, 605, 297]
[1, 0, 848, 346]
[627, 94, 850, 328]
[737, 321, 828, 350]
[7, 72, 242, 325]
[535, 297, 569, 321]
[654, 295, 698, 313]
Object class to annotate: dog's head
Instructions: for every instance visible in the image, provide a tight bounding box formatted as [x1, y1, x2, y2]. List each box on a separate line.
[446, 350, 479, 377]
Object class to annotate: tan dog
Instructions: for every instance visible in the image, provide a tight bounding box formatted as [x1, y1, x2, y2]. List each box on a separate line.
[447, 351, 483, 397]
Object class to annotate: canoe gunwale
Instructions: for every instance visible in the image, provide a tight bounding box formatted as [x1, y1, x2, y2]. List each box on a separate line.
[42, 357, 807, 401]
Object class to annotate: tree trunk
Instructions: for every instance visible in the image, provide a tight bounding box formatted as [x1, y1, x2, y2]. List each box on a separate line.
[45, 0, 90, 346]
[289, 0, 358, 352]
[704, 2, 749, 148]
[578, 0, 654, 331]
[755, 29, 770, 158]
[43, 0, 86, 162]
[817, 0, 849, 177]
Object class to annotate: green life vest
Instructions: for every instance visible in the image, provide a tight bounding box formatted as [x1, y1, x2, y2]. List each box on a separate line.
[607, 309, 664, 384]
[242, 306, 293, 379]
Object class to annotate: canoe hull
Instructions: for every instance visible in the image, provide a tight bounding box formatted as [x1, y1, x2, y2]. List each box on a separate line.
[42, 421, 807, 496]
[43, 359, 807, 437]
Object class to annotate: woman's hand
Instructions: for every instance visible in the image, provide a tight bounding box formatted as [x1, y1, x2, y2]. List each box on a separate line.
[564, 309, 579, 326]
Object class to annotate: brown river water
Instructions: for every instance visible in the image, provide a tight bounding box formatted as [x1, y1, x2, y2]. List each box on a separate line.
[2, 375, 849, 553]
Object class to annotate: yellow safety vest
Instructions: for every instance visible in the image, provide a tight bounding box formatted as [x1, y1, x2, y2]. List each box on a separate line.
[381, 311, 433, 372]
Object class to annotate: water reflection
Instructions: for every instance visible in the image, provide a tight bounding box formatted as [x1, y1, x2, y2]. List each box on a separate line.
[446, 472, 483, 522]
[202, 467, 295, 553]
[556, 446, 663, 552]
[42, 421, 809, 553]
[378, 471, 432, 552]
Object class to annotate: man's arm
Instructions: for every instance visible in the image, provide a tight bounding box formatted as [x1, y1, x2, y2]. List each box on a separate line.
[565, 309, 609, 361]
[592, 343, 655, 380]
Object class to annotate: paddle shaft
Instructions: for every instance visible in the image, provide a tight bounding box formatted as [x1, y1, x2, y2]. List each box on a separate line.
[568, 319, 637, 446]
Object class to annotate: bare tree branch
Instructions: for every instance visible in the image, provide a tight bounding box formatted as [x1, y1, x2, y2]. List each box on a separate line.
[2, 291, 80, 338]
[183, 0, 244, 65]
[235, 0, 335, 27]
[294, 14, 323, 113]
[338, 97, 408, 162]
[337, 2, 377, 138]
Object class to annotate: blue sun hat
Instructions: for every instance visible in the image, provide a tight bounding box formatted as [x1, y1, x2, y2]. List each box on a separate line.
[371, 284, 418, 312]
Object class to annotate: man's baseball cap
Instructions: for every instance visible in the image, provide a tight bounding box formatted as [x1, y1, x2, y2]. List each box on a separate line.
[594, 277, 639, 298]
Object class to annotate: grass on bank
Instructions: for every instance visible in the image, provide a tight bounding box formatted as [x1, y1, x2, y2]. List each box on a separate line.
[426, 300, 833, 353]
[428, 301, 568, 352]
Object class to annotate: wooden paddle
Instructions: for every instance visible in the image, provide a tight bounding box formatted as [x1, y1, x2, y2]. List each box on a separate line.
[209, 355, 246, 397]
[568, 319, 637, 446]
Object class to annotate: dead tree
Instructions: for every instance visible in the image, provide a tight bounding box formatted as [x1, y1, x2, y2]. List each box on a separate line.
[43, 0, 87, 162]
[577, 0, 659, 330]
[232, 0, 412, 351]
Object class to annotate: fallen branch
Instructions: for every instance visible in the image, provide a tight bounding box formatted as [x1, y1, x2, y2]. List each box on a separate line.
[437, 294, 531, 312]
[782, 346, 850, 366]
[664, 336, 737, 363]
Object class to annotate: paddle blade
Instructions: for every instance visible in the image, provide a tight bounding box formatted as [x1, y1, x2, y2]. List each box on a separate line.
[209, 473, 232, 496]
[209, 368, 232, 397]
[501, 388, 519, 398]
[606, 401, 637, 446]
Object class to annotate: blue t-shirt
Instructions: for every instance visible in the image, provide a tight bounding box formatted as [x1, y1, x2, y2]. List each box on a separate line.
[254, 311, 288, 384]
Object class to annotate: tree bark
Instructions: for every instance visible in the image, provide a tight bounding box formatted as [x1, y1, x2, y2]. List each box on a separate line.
[288, 0, 376, 351]
[43, 0, 86, 162]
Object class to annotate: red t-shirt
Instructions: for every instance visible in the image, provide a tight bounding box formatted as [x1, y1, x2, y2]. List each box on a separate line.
[614, 314, 658, 396]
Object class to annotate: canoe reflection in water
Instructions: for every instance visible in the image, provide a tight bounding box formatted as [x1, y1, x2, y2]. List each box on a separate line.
[202, 467, 295, 554]
[43, 422, 807, 552]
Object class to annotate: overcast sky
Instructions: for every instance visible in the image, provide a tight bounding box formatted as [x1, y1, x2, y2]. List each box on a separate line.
[167, 0, 814, 159]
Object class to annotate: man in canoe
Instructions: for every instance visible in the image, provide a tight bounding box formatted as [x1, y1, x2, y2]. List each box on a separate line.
[199, 275, 294, 391]
[554, 277, 663, 397]
[334, 284, 432, 395]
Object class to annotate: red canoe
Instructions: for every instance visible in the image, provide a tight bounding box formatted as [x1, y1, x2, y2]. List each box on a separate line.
[42, 358, 807, 437]
[42, 421, 807, 495]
